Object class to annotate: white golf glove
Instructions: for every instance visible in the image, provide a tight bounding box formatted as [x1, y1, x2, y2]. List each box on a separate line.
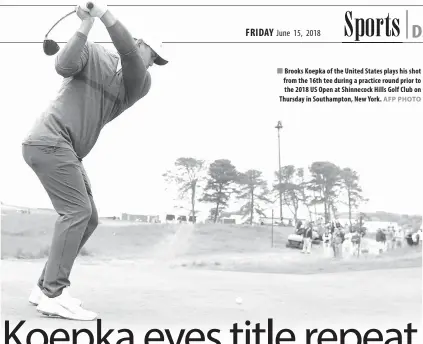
[85, 2, 108, 18]
[75, 5, 92, 21]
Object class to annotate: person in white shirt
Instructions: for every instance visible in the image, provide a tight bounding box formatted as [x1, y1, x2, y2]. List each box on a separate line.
[351, 230, 361, 256]
[322, 229, 332, 257]
[301, 221, 313, 254]
[332, 227, 343, 258]
[411, 229, 422, 245]
[342, 231, 354, 258]
[394, 229, 404, 248]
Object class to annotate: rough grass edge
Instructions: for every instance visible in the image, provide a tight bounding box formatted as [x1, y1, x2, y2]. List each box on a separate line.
[1, 246, 92, 260]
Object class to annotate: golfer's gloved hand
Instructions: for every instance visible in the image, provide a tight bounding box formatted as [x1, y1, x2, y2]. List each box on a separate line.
[86, 2, 108, 18]
[75, 5, 93, 21]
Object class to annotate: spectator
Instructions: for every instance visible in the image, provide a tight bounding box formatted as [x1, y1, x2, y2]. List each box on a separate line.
[411, 229, 422, 246]
[375, 229, 386, 253]
[381, 230, 387, 251]
[302, 222, 313, 254]
[342, 230, 353, 258]
[330, 222, 335, 235]
[395, 228, 405, 248]
[351, 230, 361, 256]
[296, 220, 304, 235]
[332, 227, 343, 258]
[322, 229, 332, 257]
[386, 229, 395, 250]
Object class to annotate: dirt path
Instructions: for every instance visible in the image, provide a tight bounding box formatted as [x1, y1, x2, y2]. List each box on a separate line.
[2, 259, 422, 343]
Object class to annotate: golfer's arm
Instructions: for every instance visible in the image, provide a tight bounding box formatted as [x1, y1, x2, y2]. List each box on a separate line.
[101, 11, 149, 107]
[55, 20, 92, 78]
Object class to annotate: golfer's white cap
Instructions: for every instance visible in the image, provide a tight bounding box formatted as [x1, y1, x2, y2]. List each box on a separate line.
[134, 35, 168, 66]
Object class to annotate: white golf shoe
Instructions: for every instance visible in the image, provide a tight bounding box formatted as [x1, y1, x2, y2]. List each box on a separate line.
[36, 292, 97, 321]
[29, 285, 82, 307]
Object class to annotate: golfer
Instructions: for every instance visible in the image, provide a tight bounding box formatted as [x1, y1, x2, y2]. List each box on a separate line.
[22, 2, 167, 321]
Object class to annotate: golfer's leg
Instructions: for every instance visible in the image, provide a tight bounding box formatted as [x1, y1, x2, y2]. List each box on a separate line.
[43, 184, 92, 297]
[77, 195, 99, 252]
[23, 145, 92, 298]
[77, 164, 99, 251]
[37, 169, 98, 288]
[36, 196, 98, 289]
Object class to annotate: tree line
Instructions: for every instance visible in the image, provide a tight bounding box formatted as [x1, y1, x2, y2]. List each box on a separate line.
[163, 158, 366, 225]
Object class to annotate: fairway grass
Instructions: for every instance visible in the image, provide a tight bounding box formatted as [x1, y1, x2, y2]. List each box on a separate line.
[1, 207, 421, 275]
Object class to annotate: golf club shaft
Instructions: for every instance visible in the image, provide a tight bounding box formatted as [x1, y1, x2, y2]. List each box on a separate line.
[45, 9, 76, 38]
[45, 3, 93, 40]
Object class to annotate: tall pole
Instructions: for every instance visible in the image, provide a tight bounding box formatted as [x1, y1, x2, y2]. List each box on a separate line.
[357, 213, 363, 258]
[313, 190, 318, 221]
[271, 209, 274, 247]
[275, 121, 283, 225]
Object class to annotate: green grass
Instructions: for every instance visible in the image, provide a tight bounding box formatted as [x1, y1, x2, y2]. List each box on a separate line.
[1, 208, 421, 274]
[1, 209, 291, 259]
[1, 210, 173, 259]
[187, 248, 423, 275]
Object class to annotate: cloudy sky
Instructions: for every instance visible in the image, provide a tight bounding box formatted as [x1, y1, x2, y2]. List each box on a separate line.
[0, 0, 422, 219]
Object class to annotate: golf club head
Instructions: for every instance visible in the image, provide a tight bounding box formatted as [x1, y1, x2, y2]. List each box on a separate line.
[43, 39, 60, 56]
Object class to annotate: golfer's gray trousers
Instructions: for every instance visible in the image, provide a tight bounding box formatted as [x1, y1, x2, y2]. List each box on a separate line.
[22, 145, 98, 298]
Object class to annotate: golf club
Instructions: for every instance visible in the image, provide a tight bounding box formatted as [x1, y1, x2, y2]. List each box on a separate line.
[43, 2, 95, 56]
